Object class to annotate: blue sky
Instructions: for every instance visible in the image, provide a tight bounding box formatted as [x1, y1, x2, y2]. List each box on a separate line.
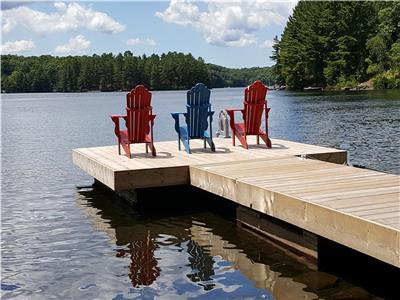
[1, 1, 297, 68]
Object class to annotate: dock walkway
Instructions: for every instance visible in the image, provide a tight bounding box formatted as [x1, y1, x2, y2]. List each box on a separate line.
[190, 156, 399, 267]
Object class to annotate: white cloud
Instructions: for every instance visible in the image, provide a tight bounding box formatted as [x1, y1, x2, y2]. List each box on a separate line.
[2, 2, 124, 35]
[156, 0, 297, 47]
[1, 39, 35, 54]
[260, 39, 274, 48]
[155, 0, 200, 26]
[55, 35, 90, 54]
[127, 38, 156, 46]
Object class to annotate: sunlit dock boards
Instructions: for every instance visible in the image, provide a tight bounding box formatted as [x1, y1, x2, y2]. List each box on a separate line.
[72, 137, 346, 190]
[190, 157, 400, 268]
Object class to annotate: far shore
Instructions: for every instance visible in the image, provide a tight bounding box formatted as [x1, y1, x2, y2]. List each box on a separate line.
[3, 87, 399, 94]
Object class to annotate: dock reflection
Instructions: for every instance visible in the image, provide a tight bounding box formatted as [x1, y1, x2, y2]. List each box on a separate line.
[75, 186, 319, 299]
[189, 223, 315, 299]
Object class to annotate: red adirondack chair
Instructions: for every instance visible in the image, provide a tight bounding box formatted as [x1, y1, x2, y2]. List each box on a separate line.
[226, 80, 272, 149]
[111, 85, 156, 158]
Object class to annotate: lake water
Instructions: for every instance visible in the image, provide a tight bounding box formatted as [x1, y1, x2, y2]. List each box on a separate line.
[2, 88, 399, 299]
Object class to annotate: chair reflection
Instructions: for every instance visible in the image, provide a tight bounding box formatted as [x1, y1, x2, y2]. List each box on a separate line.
[186, 240, 215, 290]
[116, 230, 160, 287]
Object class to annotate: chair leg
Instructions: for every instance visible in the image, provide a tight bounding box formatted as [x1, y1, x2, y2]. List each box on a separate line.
[257, 135, 260, 145]
[148, 142, 156, 157]
[182, 138, 191, 154]
[126, 144, 131, 158]
[204, 139, 206, 149]
[120, 142, 131, 158]
[232, 131, 236, 146]
[206, 138, 216, 152]
[178, 134, 181, 150]
[259, 133, 272, 148]
[145, 144, 149, 153]
[235, 132, 248, 149]
[118, 142, 121, 155]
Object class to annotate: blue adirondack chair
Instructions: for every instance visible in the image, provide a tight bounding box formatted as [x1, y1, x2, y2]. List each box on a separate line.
[171, 83, 216, 154]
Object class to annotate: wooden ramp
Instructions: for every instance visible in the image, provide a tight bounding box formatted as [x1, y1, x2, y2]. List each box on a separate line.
[72, 137, 346, 191]
[190, 157, 400, 268]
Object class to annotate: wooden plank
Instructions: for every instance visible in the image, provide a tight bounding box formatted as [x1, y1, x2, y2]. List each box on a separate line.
[72, 149, 116, 189]
[114, 166, 189, 190]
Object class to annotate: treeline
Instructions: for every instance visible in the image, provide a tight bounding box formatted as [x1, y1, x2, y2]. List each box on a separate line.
[1, 52, 273, 93]
[272, 1, 400, 90]
[208, 64, 275, 88]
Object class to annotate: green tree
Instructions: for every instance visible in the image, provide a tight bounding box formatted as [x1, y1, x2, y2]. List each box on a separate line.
[272, 0, 399, 90]
[1, 51, 274, 93]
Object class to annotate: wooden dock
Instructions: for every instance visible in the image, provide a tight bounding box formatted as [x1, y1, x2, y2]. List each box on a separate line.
[190, 156, 399, 268]
[72, 137, 399, 268]
[73, 137, 346, 190]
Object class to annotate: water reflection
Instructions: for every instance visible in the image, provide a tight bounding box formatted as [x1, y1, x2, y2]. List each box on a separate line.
[188, 224, 316, 300]
[116, 230, 161, 288]
[75, 186, 380, 299]
[186, 240, 215, 291]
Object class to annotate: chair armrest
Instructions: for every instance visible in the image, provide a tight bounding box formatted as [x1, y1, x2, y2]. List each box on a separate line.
[171, 112, 186, 133]
[111, 115, 127, 125]
[170, 112, 187, 121]
[149, 114, 156, 125]
[111, 114, 126, 119]
[226, 108, 244, 118]
[225, 109, 243, 130]
[111, 115, 127, 137]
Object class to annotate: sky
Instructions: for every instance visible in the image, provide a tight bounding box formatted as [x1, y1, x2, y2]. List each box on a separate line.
[1, 0, 297, 68]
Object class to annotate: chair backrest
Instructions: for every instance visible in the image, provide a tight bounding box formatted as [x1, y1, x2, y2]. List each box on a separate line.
[243, 80, 268, 134]
[185, 83, 211, 138]
[126, 85, 152, 143]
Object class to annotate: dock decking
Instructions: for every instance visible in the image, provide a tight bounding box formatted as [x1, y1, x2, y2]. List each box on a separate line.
[72, 137, 346, 190]
[190, 156, 400, 268]
[72, 137, 399, 268]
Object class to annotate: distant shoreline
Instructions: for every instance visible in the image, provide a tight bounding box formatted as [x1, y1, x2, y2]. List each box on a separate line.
[1, 86, 247, 94]
[3, 86, 399, 94]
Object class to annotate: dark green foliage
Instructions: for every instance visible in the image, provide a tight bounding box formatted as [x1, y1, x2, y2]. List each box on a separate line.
[273, 1, 400, 90]
[1, 52, 274, 93]
[208, 64, 275, 88]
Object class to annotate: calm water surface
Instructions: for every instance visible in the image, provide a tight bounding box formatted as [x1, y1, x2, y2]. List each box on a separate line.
[2, 89, 399, 299]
